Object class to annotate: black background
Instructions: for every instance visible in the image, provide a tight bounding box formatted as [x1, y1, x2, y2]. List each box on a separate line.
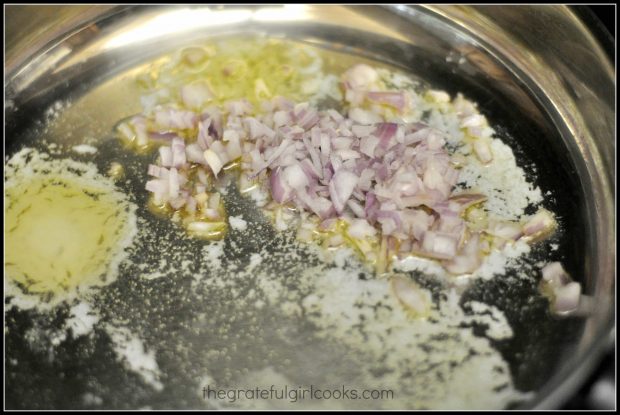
[575, 5, 615, 59]
[585, 5, 615, 35]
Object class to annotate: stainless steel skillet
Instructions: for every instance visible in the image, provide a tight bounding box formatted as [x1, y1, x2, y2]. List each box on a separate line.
[5, 5, 614, 409]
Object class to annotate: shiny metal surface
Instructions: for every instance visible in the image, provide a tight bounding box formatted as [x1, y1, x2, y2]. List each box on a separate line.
[5, 5, 615, 410]
[415, 7, 615, 408]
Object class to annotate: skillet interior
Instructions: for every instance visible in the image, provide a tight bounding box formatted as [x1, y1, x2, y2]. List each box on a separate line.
[5, 5, 604, 409]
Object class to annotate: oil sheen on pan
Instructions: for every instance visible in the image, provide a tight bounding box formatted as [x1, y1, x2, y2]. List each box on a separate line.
[5, 36, 587, 410]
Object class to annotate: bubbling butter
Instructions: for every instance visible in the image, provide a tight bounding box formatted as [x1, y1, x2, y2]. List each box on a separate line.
[5, 148, 137, 308]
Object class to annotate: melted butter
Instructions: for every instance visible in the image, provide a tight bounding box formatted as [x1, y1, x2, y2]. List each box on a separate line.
[137, 36, 365, 114]
[145, 160, 230, 241]
[107, 162, 125, 180]
[142, 38, 312, 109]
[5, 175, 130, 297]
[306, 218, 383, 272]
[147, 191, 229, 242]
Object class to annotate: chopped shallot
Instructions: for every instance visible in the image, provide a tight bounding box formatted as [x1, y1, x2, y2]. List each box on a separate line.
[140, 62, 560, 277]
[539, 262, 584, 316]
[390, 275, 432, 317]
